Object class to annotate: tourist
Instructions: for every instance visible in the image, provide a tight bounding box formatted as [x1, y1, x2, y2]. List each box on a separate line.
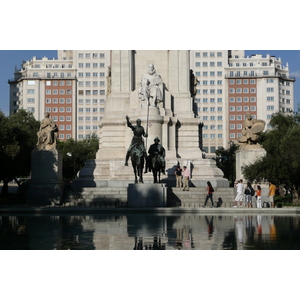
[268, 182, 277, 208]
[174, 166, 183, 188]
[205, 216, 214, 239]
[202, 181, 214, 207]
[245, 182, 254, 208]
[182, 166, 190, 191]
[254, 185, 262, 208]
[233, 179, 244, 208]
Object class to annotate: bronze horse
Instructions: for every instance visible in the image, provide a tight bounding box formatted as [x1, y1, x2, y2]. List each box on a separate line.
[130, 146, 145, 183]
[151, 152, 163, 183]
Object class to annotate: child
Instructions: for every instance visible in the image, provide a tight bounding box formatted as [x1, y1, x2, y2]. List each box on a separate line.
[254, 185, 262, 208]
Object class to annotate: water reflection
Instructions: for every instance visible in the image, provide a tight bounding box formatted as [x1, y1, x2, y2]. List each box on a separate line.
[1, 214, 300, 250]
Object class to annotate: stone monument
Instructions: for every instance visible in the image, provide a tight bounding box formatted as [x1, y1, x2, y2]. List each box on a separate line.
[236, 113, 266, 181]
[74, 50, 228, 188]
[27, 112, 63, 205]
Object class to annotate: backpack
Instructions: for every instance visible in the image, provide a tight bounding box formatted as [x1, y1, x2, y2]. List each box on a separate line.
[251, 187, 255, 196]
[216, 197, 223, 207]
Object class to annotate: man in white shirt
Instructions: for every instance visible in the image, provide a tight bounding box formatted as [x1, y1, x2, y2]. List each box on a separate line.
[234, 179, 244, 208]
[182, 166, 190, 191]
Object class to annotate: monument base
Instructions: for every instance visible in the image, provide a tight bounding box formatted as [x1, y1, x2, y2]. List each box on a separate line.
[27, 149, 63, 205]
[127, 183, 167, 207]
[236, 146, 266, 181]
[73, 157, 229, 188]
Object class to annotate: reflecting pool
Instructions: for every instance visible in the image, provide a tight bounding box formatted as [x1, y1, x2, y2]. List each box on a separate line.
[1, 213, 300, 250]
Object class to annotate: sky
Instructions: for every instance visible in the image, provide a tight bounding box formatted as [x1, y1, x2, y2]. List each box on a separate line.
[0, 50, 299, 116]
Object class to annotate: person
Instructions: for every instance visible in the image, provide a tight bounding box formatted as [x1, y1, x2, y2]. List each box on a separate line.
[233, 179, 244, 208]
[255, 185, 262, 208]
[36, 112, 58, 150]
[182, 166, 190, 191]
[124, 116, 148, 166]
[145, 137, 166, 174]
[139, 63, 163, 107]
[268, 182, 277, 208]
[202, 181, 214, 207]
[205, 216, 214, 239]
[245, 181, 253, 208]
[174, 166, 183, 188]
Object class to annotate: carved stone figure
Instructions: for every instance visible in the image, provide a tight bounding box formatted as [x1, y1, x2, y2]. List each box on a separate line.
[106, 65, 111, 96]
[36, 112, 58, 150]
[190, 69, 199, 97]
[139, 63, 163, 107]
[237, 113, 266, 145]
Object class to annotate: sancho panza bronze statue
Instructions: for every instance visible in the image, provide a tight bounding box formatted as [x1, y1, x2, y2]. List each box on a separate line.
[145, 137, 166, 175]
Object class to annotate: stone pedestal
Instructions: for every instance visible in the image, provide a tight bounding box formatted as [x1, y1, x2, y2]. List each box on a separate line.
[27, 149, 63, 205]
[236, 145, 266, 181]
[127, 183, 167, 207]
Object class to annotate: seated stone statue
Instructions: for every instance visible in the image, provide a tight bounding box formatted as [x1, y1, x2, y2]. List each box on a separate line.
[237, 113, 266, 145]
[139, 63, 163, 107]
[36, 112, 59, 150]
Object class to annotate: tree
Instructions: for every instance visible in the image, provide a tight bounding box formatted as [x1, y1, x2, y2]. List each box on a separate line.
[57, 134, 99, 179]
[214, 141, 239, 186]
[0, 109, 40, 194]
[242, 112, 300, 201]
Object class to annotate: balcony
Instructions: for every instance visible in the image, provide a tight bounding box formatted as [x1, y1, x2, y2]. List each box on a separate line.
[8, 76, 77, 83]
[225, 73, 295, 81]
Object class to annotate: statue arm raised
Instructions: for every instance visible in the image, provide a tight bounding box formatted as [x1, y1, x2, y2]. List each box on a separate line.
[126, 115, 133, 129]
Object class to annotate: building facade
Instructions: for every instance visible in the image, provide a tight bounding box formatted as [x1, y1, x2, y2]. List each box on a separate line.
[191, 50, 295, 154]
[57, 50, 111, 140]
[8, 56, 77, 140]
[9, 50, 295, 152]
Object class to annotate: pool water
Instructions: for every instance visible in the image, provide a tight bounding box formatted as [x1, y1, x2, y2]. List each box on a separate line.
[1, 213, 300, 250]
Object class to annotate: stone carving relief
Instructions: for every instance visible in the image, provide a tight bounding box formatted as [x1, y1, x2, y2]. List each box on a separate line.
[237, 113, 266, 146]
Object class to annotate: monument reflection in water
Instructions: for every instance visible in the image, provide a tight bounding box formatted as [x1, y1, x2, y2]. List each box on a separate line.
[1, 214, 300, 250]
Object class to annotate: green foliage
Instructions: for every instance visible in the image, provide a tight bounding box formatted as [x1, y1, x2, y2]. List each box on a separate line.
[0, 109, 40, 193]
[57, 134, 99, 179]
[214, 141, 239, 185]
[242, 112, 300, 189]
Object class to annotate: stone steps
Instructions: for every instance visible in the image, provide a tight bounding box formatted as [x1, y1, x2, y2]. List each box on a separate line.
[65, 186, 236, 206]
